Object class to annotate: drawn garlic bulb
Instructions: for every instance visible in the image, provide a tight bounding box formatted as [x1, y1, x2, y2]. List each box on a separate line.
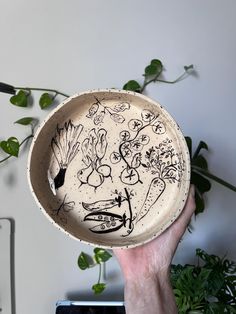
[51, 120, 83, 190]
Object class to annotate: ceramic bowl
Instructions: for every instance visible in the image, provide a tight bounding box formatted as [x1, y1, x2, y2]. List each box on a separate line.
[27, 89, 190, 248]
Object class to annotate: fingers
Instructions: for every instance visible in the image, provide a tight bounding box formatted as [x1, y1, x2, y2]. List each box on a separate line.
[174, 185, 196, 230]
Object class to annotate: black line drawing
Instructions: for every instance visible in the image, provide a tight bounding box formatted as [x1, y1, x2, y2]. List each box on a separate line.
[86, 96, 130, 125]
[137, 138, 185, 222]
[77, 128, 112, 190]
[51, 194, 75, 226]
[50, 120, 83, 190]
[110, 109, 166, 186]
[83, 188, 136, 236]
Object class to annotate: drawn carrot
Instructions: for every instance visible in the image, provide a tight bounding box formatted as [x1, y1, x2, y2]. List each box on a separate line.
[137, 177, 166, 222]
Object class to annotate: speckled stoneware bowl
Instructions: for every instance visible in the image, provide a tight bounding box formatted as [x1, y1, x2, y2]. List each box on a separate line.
[27, 89, 190, 248]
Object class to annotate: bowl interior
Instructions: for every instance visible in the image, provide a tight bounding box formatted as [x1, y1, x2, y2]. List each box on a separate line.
[28, 90, 190, 248]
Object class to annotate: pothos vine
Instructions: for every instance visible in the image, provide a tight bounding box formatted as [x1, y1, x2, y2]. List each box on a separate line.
[1, 59, 236, 294]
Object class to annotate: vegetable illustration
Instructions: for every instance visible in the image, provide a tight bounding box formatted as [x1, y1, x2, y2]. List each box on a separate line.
[136, 138, 184, 222]
[110, 109, 165, 186]
[137, 177, 165, 222]
[50, 120, 83, 190]
[82, 197, 124, 212]
[83, 188, 135, 236]
[51, 194, 75, 226]
[86, 96, 130, 125]
[77, 128, 112, 189]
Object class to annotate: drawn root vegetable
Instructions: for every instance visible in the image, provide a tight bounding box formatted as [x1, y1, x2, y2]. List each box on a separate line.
[87, 168, 104, 189]
[97, 164, 111, 178]
[137, 177, 166, 222]
[77, 164, 93, 187]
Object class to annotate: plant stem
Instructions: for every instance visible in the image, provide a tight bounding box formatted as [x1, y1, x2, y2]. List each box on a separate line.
[140, 69, 191, 93]
[98, 263, 102, 284]
[0, 134, 34, 164]
[124, 187, 132, 229]
[192, 166, 236, 192]
[14, 86, 69, 98]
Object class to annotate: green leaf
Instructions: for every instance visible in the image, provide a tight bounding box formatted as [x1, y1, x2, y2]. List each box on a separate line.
[92, 283, 106, 294]
[191, 171, 211, 193]
[77, 252, 91, 270]
[144, 59, 163, 77]
[194, 190, 205, 215]
[192, 155, 208, 170]
[123, 80, 141, 92]
[145, 64, 158, 76]
[0, 137, 20, 157]
[151, 59, 163, 67]
[10, 90, 28, 107]
[193, 140, 208, 159]
[14, 117, 35, 126]
[39, 93, 53, 109]
[94, 248, 112, 264]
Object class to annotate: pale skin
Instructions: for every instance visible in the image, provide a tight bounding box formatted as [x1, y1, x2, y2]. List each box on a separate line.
[114, 185, 196, 314]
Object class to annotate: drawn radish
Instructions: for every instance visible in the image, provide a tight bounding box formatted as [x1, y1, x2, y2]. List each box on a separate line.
[137, 177, 166, 222]
[77, 164, 93, 187]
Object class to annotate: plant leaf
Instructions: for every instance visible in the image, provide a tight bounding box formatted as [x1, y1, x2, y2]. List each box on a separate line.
[14, 117, 35, 126]
[192, 155, 208, 170]
[0, 82, 15, 95]
[10, 90, 28, 107]
[194, 190, 205, 215]
[123, 80, 141, 92]
[191, 171, 211, 193]
[145, 59, 163, 77]
[77, 252, 92, 270]
[39, 93, 53, 109]
[94, 248, 112, 264]
[185, 136, 192, 159]
[0, 137, 20, 157]
[193, 140, 208, 159]
[92, 283, 106, 294]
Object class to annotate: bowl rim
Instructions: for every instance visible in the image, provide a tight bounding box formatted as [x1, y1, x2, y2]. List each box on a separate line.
[27, 88, 191, 249]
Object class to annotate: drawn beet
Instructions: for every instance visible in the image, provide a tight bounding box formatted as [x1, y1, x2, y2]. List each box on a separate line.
[51, 120, 83, 190]
[137, 177, 166, 222]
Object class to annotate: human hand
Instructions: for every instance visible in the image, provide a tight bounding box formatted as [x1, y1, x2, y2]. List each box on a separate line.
[114, 185, 196, 280]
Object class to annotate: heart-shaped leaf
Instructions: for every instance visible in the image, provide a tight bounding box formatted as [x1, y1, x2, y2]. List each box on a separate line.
[123, 80, 141, 92]
[77, 252, 93, 270]
[92, 283, 106, 294]
[145, 59, 163, 77]
[0, 137, 20, 157]
[39, 93, 53, 109]
[10, 90, 28, 107]
[14, 117, 35, 126]
[94, 248, 112, 264]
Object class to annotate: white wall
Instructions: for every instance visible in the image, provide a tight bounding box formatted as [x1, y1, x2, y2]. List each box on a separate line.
[0, 1, 236, 313]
